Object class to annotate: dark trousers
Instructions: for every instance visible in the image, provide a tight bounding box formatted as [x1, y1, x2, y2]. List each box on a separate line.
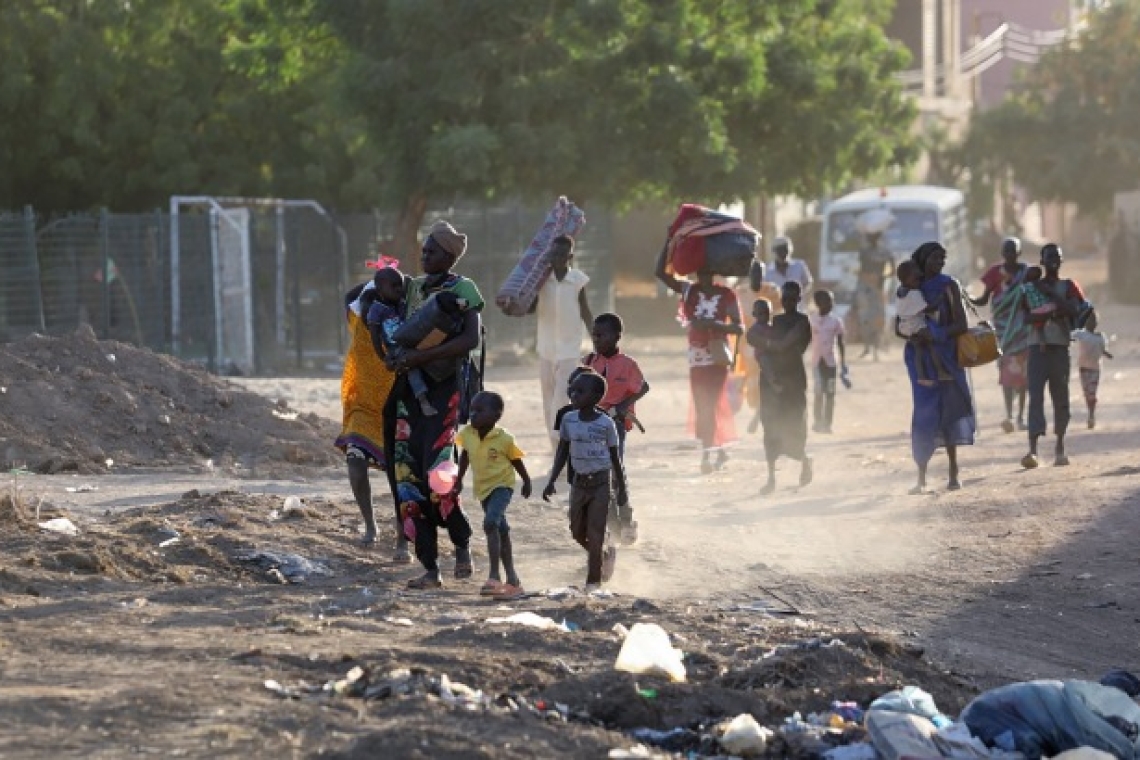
[412, 498, 473, 572]
[1027, 344, 1070, 438]
[813, 360, 836, 429]
[569, 470, 611, 584]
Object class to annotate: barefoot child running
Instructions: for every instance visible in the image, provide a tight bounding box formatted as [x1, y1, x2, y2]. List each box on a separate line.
[584, 313, 649, 545]
[809, 290, 848, 433]
[543, 372, 628, 589]
[1072, 309, 1113, 429]
[454, 391, 532, 600]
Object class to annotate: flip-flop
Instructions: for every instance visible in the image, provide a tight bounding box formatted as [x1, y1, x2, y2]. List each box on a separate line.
[480, 580, 505, 596]
[493, 584, 526, 601]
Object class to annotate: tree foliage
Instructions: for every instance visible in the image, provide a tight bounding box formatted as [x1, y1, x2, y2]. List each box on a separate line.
[966, 1, 1140, 214]
[1, 0, 916, 229]
[324, 0, 916, 240]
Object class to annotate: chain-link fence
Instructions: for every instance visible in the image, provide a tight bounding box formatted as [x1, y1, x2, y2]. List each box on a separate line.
[0, 201, 613, 375]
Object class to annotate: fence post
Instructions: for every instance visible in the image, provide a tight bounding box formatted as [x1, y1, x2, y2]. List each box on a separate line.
[99, 208, 111, 338]
[23, 206, 46, 333]
[290, 213, 302, 370]
[208, 207, 220, 374]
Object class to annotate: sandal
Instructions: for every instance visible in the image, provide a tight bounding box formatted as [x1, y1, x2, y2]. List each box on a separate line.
[454, 547, 474, 579]
[480, 580, 505, 596]
[493, 583, 526, 601]
[406, 572, 442, 590]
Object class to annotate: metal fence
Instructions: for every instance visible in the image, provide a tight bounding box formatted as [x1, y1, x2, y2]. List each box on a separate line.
[0, 202, 613, 375]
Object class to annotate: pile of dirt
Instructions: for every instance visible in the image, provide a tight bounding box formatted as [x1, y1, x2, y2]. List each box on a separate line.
[0, 326, 340, 475]
[0, 489, 361, 594]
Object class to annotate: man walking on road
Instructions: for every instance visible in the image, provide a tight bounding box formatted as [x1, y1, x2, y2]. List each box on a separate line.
[1021, 243, 1087, 469]
[534, 235, 593, 450]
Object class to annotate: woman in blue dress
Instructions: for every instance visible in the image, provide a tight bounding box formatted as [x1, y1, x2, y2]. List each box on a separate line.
[895, 241, 976, 493]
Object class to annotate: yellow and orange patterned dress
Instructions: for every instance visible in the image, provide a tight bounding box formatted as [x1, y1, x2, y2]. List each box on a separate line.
[334, 282, 396, 468]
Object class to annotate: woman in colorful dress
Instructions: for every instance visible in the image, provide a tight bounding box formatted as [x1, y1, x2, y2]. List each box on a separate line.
[970, 236, 1030, 432]
[384, 221, 484, 589]
[334, 261, 400, 555]
[656, 260, 743, 474]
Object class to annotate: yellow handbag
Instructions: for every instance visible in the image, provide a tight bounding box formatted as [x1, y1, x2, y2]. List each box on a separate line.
[957, 323, 1001, 368]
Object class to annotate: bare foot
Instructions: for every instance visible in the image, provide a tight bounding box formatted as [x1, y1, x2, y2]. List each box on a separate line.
[908, 484, 926, 495]
[799, 457, 813, 487]
[760, 480, 775, 495]
[947, 479, 961, 491]
[361, 525, 378, 546]
[1001, 419, 1015, 434]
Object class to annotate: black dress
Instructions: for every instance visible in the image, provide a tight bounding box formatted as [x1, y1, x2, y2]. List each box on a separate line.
[760, 311, 812, 461]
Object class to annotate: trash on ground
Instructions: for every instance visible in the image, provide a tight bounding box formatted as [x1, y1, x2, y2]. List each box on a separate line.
[38, 517, 80, 536]
[961, 680, 1140, 759]
[870, 685, 952, 728]
[614, 622, 686, 682]
[235, 549, 332, 583]
[272, 408, 299, 421]
[158, 537, 180, 548]
[65, 485, 98, 493]
[383, 616, 414, 627]
[718, 713, 774, 756]
[485, 611, 571, 632]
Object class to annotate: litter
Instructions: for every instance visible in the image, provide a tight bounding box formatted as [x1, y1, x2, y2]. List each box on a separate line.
[383, 616, 414, 627]
[38, 517, 80, 536]
[158, 537, 180, 548]
[485, 612, 571, 632]
[65, 485, 98, 493]
[870, 685, 952, 728]
[235, 549, 333, 584]
[719, 713, 774, 756]
[614, 623, 686, 682]
[272, 409, 299, 420]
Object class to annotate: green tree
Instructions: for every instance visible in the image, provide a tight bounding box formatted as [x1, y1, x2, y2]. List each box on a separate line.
[0, 0, 353, 212]
[966, 1, 1140, 214]
[323, 0, 916, 250]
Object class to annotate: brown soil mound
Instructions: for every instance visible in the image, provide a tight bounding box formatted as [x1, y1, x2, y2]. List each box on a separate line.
[0, 326, 339, 475]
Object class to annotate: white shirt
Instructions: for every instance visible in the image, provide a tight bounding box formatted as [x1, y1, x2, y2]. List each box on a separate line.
[765, 258, 813, 293]
[810, 313, 845, 368]
[895, 289, 928, 337]
[536, 268, 589, 360]
[1073, 329, 1108, 370]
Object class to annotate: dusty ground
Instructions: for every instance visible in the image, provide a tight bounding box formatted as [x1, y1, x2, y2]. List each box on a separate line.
[2, 256, 1138, 757]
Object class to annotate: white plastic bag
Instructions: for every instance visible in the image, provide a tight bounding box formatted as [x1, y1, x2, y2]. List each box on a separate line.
[485, 612, 570, 632]
[719, 713, 774, 756]
[613, 623, 686, 682]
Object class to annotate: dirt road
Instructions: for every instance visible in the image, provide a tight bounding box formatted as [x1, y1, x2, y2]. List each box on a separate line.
[2, 276, 1138, 757]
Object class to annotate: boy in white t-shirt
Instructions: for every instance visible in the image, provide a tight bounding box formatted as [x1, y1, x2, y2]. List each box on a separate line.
[1072, 309, 1113, 429]
[809, 290, 848, 433]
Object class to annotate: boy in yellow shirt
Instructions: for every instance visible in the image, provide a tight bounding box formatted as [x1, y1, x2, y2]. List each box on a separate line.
[454, 391, 533, 600]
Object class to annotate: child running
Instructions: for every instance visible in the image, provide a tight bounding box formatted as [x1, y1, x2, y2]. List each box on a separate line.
[454, 391, 532, 600]
[543, 372, 628, 590]
[809, 290, 848, 434]
[895, 260, 951, 386]
[1072, 309, 1113, 429]
[583, 313, 649, 545]
[745, 298, 777, 434]
[365, 265, 437, 416]
[551, 365, 603, 491]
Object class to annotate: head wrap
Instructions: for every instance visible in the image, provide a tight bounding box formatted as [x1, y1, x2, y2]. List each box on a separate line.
[1001, 236, 1021, 256]
[911, 241, 946, 273]
[427, 220, 467, 259]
